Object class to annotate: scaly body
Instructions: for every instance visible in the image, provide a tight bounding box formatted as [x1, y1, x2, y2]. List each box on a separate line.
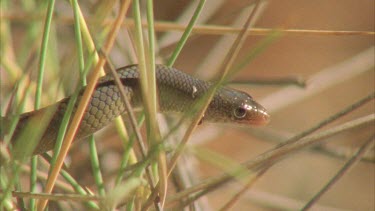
[8, 64, 269, 155]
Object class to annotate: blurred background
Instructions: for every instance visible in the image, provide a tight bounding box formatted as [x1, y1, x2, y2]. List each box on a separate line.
[1, 0, 374, 210]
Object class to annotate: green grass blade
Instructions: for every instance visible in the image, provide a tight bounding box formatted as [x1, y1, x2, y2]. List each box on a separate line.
[89, 136, 105, 196]
[31, 1, 55, 209]
[167, 0, 206, 66]
[146, 0, 157, 127]
[35, 0, 55, 110]
[230, 30, 282, 80]
[60, 169, 99, 209]
[71, 0, 86, 85]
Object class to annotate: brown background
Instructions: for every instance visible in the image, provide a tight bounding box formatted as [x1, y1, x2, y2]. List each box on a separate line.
[1, 0, 374, 210]
[151, 0, 374, 210]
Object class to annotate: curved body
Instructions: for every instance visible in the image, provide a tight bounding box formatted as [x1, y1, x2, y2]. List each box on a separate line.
[8, 64, 269, 155]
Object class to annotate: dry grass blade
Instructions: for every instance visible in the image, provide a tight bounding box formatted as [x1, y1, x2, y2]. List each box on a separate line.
[103, 53, 160, 203]
[1, 1, 373, 210]
[166, 113, 374, 206]
[3, 13, 375, 37]
[274, 92, 374, 149]
[10, 191, 100, 202]
[144, 1, 263, 209]
[132, 0, 166, 209]
[167, 0, 262, 177]
[301, 135, 375, 210]
[218, 168, 268, 211]
[36, 1, 131, 210]
[158, 0, 224, 48]
[196, 2, 268, 78]
[102, 177, 146, 210]
[261, 47, 374, 112]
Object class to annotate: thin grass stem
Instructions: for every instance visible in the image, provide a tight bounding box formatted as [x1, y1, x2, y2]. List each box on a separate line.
[31, 1, 56, 209]
[36, 1, 130, 210]
[166, 0, 206, 66]
[167, 0, 262, 177]
[5, 13, 374, 37]
[301, 135, 375, 210]
[166, 114, 374, 205]
[89, 136, 105, 196]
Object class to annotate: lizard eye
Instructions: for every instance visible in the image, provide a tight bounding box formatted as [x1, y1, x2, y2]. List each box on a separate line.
[233, 107, 247, 119]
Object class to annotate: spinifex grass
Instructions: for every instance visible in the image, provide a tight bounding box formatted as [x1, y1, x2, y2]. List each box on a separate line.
[1, 1, 374, 211]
